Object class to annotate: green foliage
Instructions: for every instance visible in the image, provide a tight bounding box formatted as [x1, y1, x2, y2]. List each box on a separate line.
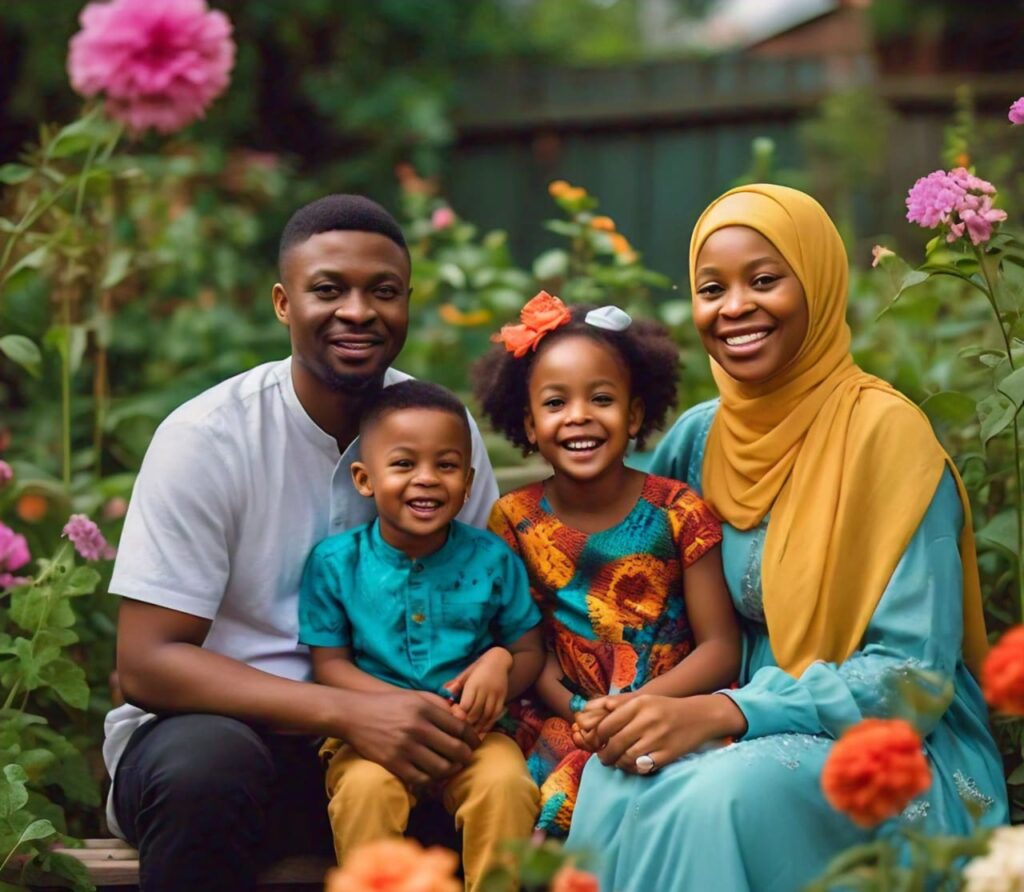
[0, 542, 101, 891]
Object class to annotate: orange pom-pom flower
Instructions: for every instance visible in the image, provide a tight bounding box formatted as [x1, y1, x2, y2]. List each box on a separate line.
[325, 838, 460, 892]
[551, 864, 600, 892]
[821, 718, 931, 827]
[491, 290, 572, 358]
[982, 625, 1024, 715]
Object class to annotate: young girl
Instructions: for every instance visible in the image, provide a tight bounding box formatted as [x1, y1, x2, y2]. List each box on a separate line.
[475, 291, 741, 837]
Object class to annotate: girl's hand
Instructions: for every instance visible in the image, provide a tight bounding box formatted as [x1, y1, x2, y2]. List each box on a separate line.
[594, 693, 747, 773]
[444, 648, 513, 735]
[571, 694, 624, 751]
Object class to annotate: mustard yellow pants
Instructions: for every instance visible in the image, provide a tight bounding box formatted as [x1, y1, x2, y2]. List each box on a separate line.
[322, 733, 539, 892]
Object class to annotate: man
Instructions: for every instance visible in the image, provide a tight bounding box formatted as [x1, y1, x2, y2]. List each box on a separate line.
[105, 195, 497, 891]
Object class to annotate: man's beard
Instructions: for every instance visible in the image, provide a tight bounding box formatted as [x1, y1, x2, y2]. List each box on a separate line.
[316, 360, 384, 394]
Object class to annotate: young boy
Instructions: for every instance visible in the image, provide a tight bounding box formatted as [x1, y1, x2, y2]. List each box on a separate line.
[299, 380, 543, 890]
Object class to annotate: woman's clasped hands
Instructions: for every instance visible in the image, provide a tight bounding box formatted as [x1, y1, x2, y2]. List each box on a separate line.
[571, 692, 748, 774]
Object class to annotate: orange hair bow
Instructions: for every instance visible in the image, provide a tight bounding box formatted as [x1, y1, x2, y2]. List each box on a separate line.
[491, 291, 572, 358]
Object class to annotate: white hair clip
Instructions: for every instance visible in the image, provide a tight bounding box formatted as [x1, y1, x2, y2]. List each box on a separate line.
[585, 305, 632, 332]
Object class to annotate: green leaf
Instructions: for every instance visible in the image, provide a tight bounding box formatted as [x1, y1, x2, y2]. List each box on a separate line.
[39, 659, 89, 710]
[0, 164, 33, 185]
[921, 391, 976, 425]
[43, 324, 88, 376]
[47, 112, 118, 160]
[0, 764, 30, 819]
[1008, 762, 1024, 785]
[996, 366, 1024, 410]
[0, 335, 42, 378]
[100, 248, 133, 289]
[437, 262, 467, 290]
[976, 510, 1019, 560]
[977, 393, 1016, 446]
[19, 819, 56, 844]
[532, 248, 569, 281]
[63, 567, 100, 597]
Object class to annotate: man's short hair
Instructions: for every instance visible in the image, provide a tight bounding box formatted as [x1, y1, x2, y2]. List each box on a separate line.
[278, 194, 408, 271]
[360, 380, 471, 443]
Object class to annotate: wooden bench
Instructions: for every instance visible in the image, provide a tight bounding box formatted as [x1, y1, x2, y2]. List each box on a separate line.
[46, 839, 334, 890]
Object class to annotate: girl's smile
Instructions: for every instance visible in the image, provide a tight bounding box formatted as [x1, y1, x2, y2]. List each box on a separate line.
[524, 334, 643, 485]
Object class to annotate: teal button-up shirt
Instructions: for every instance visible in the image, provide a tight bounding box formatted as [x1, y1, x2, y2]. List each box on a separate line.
[298, 519, 540, 696]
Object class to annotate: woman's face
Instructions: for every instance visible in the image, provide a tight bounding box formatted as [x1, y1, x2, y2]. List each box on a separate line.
[692, 226, 809, 384]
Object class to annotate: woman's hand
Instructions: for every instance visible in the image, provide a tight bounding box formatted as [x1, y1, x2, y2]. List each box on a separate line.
[592, 693, 748, 773]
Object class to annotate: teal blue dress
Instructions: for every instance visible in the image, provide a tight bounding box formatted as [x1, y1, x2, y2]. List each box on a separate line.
[566, 400, 1007, 892]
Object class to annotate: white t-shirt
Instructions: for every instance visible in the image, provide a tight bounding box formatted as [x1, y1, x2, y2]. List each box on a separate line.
[102, 358, 498, 836]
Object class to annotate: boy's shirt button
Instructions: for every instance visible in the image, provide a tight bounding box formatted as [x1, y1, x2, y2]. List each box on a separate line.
[412, 562, 424, 573]
[411, 613, 426, 624]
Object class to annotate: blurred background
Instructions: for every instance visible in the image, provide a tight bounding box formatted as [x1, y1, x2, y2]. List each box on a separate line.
[1, 0, 1023, 851]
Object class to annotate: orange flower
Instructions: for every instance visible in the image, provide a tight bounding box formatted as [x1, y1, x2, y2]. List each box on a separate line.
[551, 865, 600, 892]
[438, 304, 492, 327]
[491, 290, 572, 358]
[325, 839, 460, 892]
[15, 493, 48, 523]
[982, 625, 1024, 715]
[548, 179, 572, 198]
[608, 233, 632, 256]
[821, 718, 931, 827]
[590, 215, 615, 232]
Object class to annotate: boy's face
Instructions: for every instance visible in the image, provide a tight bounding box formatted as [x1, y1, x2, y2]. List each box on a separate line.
[273, 230, 411, 392]
[351, 408, 474, 558]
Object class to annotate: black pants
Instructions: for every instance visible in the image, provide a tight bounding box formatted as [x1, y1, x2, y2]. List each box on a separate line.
[112, 714, 334, 892]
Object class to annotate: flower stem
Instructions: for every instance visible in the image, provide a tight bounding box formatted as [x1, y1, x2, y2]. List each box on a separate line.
[60, 287, 72, 493]
[972, 245, 1024, 620]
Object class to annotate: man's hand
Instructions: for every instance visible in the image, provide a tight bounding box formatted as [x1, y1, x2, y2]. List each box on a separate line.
[442, 647, 512, 736]
[339, 688, 481, 787]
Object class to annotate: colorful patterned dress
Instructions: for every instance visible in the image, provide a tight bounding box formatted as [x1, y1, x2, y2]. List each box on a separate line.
[488, 474, 722, 836]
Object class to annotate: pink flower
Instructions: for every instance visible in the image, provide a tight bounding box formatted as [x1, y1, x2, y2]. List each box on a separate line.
[906, 167, 1006, 246]
[871, 245, 895, 268]
[906, 170, 965, 228]
[431, 207, 456, 230]
[551, 865, 600, 892]
[1009, 97, 1024, 126]
[0, 460, 12, 487]
[62, 514, 116, 561]
[0, 521, 31, 589]
[101, 496, 129, 520]
[68, 0, 235, 135]
[949, 194, 1008, 246]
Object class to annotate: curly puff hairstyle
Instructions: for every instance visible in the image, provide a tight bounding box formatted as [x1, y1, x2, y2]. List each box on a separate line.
[473, 304, 679, 455]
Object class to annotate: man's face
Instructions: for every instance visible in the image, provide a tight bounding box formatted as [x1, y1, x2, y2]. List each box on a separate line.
[273, 230, 411, 392]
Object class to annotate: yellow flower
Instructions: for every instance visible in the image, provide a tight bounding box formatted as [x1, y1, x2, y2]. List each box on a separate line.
[548, 179, 572, 198]
[562, 186, 587, 202]
[438, 304, 492, 327]
[590, 215, 615, 232]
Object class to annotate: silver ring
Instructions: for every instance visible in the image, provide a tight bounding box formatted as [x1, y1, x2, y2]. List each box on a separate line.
[635, 753, 657, 775]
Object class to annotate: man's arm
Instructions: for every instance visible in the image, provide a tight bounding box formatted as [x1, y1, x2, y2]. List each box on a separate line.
[116, 598, 479, 785]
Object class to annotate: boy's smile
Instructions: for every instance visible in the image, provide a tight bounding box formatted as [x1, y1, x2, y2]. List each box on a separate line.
[351, 407, 474, 559]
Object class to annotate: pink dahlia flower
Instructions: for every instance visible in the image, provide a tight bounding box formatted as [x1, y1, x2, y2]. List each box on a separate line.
[1010, 97, 1024, 126]
[0, 521, 31, 589]
[62, 513, 116, 561]
[68, 0, 235, 135]
[431, 207, 456, 230]
[906, 170, 965, 228]
[906, 167, 1007, 246]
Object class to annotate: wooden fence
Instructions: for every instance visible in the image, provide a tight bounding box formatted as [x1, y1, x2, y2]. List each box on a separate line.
[448, 57, 1024, 280]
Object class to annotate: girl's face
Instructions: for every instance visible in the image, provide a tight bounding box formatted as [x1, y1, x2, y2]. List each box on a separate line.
[524, 334, 643, 483]
[692, 225, 809, 384]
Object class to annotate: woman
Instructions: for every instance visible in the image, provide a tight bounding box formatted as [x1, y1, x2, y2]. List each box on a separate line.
[565, 185, 1007, 892]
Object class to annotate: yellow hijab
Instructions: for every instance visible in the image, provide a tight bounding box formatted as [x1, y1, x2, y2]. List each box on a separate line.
[691, 184, 987, 677]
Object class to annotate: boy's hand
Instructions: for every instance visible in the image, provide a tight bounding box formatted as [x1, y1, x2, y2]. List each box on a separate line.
[572, 695, 626, 752]
[443, 647, 513, 735]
